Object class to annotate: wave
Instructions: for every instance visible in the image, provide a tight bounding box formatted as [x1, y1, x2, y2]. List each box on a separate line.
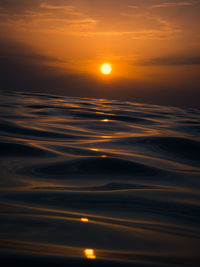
[0, 90, 200, 266]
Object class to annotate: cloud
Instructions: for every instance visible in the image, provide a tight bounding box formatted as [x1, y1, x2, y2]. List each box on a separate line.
[138, 55, 200, 66]
[0, 40, 68, 88]
[128, 5, 139, 9]
[119, 13, 181, 39]
[40, 3, 74, 10]
[0, 41, 63, 65]
[151, 1, 193, 8]
[0, 0, 182, 39]
[0, 0, 97, 34]
[40, 2, 86, 17]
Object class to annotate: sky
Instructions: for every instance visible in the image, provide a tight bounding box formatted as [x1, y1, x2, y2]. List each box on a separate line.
[0, 0, 200, 107]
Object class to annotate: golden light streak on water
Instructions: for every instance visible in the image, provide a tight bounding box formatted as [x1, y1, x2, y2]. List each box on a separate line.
[84, 249, 96, 259]
[80, 218, 89, 222]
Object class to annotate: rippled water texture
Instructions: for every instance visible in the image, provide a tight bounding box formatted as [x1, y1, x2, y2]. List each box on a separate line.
[0, 90, 200, 266]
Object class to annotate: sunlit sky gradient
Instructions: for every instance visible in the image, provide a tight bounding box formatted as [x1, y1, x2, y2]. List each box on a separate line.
[0, 0, 200, 107]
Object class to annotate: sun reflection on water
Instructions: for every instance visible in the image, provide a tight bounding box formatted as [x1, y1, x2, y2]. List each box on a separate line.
[101, 136, 111, 139]
[80, 218, 89, 222]
[84, 249, 96, 259]
[90, 148, 99, 152]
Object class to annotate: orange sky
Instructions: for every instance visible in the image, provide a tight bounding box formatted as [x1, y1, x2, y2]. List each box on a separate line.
[0, 0, 200, 107]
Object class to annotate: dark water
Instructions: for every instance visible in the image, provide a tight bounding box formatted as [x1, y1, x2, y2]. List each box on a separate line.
[0, 90, 200, 266]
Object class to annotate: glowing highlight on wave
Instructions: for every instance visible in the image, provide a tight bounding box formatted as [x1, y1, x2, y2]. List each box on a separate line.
[84, 249, 96, 259]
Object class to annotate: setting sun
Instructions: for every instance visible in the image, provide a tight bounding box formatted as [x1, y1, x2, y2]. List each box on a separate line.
[100, 63, 112, 75]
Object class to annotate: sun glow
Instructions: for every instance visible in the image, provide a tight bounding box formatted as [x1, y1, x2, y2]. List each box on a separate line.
[100, 63, 112, 75]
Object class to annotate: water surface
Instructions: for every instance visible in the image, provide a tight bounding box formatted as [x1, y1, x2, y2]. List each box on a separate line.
[0, 90, 200, 266]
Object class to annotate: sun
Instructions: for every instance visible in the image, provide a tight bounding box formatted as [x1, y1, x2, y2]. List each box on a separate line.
[100, 63, 112, 75]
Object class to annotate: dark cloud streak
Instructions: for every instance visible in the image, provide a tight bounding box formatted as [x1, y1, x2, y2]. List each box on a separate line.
[139, 55, 200, 66]
[0, 41, 63, 64]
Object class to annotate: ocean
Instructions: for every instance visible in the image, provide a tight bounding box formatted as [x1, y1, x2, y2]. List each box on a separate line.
[0, 90, 200, 266]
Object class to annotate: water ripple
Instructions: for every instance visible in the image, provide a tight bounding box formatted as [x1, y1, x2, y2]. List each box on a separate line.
[0, 90, 200, 266]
